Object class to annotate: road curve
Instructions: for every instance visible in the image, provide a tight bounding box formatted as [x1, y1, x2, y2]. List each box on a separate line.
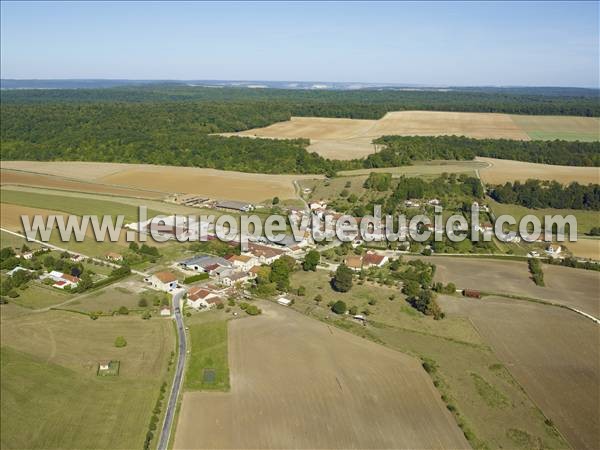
[157, 304, 187, 450]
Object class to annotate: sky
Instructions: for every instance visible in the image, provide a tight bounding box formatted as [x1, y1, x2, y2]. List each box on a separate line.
[1, 1, 598, 87]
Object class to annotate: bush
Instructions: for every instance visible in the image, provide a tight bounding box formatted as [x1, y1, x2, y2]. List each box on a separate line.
[314, 294, 323, 304]
[245, 304, 262, 315]
[331, 300, 347, 315]
[118, 306, 129, 315]
[114, 336, 127, 348]
[138, 298, 148, 307]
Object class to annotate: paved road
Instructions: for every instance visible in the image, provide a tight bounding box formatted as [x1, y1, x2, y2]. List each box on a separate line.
[157, 304, 187, 450]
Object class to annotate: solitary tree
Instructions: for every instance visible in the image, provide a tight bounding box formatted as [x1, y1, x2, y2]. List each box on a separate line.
[114, 336, 127, 348]
[332, 264, 353, 292]
[302, 250, 320, 271]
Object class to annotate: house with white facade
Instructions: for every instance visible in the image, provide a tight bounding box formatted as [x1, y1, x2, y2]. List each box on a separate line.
[148, 271, 178, 292]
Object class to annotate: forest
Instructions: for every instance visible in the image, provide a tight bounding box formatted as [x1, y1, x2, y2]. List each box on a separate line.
[369, 135, 600, 167]
[2, 85, 599, 116]
[1, 90, 598, 174]
[489, 180, 600, 210]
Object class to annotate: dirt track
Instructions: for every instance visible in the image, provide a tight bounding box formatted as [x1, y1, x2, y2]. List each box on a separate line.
[174, 303, 469, 449]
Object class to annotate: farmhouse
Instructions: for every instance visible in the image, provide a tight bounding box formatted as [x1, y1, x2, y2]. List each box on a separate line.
[216, 200, 254, 212]
[47, 270, 80, 289]
[160, 308, 171, 316]
[363, 252, 388, 268]
[17, 251, 34, 260]
[187, 286, 220, 309]
[245, 242, 286, 264]
[149, 271, 178, 292]
[226, 254, 258, 271]
[105, 252, 123, 262]
[221, 271, 251, 287]
[546, 244, 562, 256]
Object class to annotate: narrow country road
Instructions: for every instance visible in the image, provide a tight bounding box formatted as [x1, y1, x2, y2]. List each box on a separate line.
[157, 303, 187, 450]
[0, 227, 149, 276]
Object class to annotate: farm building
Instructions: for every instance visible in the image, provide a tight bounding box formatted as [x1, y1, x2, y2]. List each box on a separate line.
[105, 252, 123, 262]
[148, 271, 178, 292]
[187, 287, 220, 309]
[463, 289, 481, 299]
[245, 242, 286, 264]
[179, 255, 231, 273]
[363, 252, 388, 268]
[546, 244, 562, 256]
[216, 200, 254, 212]
[277, 297, 292, 306]
[160, 308, 171, 316]
[46, 271, 80, 289]
[226, 254, 258, 271]
[221, 271, 251, 287]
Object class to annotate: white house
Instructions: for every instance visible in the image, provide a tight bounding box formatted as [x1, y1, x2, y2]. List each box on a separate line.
[149, 271, 178, 292]
[160, 308, 171, 316]
[221, 272, 251, 287]
[546, 244, 562, 256]
[47, 270, 80, 289]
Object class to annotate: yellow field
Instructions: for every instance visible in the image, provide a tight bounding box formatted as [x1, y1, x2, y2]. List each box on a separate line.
[477, 157, 600, 185]
[563, 238, 600, 260]
[223, 111, 599, 160]
[1, 161, 317, 202]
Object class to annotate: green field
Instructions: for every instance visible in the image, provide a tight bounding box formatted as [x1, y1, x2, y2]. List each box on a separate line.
[184, 319, 230, 391]
[286, 270, 567, 450]
[488, 198, 599, 235]
[1, 189, 163, 222]
[4, 283, 72, 310]
[0, 303, 174, 449]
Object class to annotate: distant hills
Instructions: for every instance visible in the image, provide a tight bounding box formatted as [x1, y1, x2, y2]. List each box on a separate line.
[1, 79, 598, 96]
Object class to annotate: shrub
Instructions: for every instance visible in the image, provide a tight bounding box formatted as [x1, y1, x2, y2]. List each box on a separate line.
[245, 304, 261, 315]
[138, 298, 148, 307]
[114, 336, 127, 348]
[331, 300, 347, 314]
[118, 306, 129, 315]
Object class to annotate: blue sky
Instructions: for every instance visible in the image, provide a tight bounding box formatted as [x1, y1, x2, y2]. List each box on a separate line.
[1, 1, 598, 87]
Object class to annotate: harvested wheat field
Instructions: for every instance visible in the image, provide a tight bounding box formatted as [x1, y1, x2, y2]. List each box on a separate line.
[0, 169, 164, 199]
[477, 157, 600, 185]
[563, 238, 600, 260]
[412, 256, 600, 317]
[1, 161, 316, 202]
[174, 302, 468, 449]
[439, 295, 600, 450]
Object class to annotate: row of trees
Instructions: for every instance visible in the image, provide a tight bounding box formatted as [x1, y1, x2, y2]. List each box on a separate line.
[490, 180, 600, 210]
[369, 135, 600, 167]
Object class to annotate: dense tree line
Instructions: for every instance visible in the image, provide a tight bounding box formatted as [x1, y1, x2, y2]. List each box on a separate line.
[490, 180, 600, 210]
[2, 85, 598, 116]
[1, 102, 353, 174]
[368, 136, 600, 167]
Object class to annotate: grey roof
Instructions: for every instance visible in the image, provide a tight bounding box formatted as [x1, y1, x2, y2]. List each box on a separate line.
[216, 200, 253, 211]
[180, 254, 231, 268]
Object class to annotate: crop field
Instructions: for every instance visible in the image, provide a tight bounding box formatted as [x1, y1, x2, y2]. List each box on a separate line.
[0, 202, 129, 256]
[478, 157, 600, 185]
[510, 114, 600, 142]
[562, 237, 600, 260]
[1, 169, 164, 199]
[224, 111, 599, 159]
[1, 161, 317, 203]
[283, 270, 567, 449]
[439, 295, 600, 450]
[414, 255, 600, 316]
[174, 302, 469, 449]
[0, 302, 174, 449]
[487, 198, 600, 238]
